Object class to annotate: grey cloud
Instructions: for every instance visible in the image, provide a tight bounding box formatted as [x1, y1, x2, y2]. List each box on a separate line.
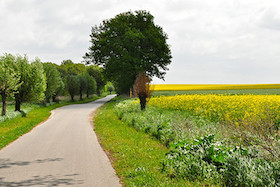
[258, 8, 280, 30]
[0, 0, 280, 83]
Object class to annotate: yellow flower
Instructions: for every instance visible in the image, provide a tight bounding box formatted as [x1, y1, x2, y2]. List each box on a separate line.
[149, 94, 280, 124]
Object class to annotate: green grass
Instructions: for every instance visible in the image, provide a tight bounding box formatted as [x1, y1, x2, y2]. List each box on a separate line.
[0, 96, 102, 149]
[152, 88, 280, 96]
[94, 98, 208, 186]
[0, 103, 40, 123]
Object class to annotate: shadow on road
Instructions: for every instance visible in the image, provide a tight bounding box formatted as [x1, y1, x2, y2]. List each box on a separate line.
[0, 158, 84, 186]
[0, 158, 63, 169]
[0, 174, 83, 186]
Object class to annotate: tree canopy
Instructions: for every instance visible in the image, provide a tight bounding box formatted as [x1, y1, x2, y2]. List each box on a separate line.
[58, 60, 86, 78]
[83, 73, 97, 98]
[86, 65, 105, 95]
[14, 56, 46, 111]
[0, 54, 21, 115]
[43, 62, 63, 103]
[84, 10, 172, 94]
[66, 75, 80, 101]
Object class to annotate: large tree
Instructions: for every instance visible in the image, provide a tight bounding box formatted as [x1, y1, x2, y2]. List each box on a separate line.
[52, 77, 64, 102]
[83, 73, 97, 98]
[0, 54, 21, 116]
[78, 75, 86, 100]
[14, 56, 46, 111]
[43, 62, 63, 103]
[66, 75, 80, 101]
[84, 10, 172, 94]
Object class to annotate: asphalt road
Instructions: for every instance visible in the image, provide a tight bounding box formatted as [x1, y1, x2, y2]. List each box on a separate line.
[0, 95, 121, 187]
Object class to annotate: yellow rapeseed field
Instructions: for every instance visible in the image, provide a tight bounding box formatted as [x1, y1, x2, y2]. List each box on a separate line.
[149, 94, 280, 123]
[151, 84, 280, 91]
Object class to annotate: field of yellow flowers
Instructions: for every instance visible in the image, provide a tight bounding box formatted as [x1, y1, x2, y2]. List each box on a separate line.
[151, 84, 280, 91]
[149, 94, 280, 123]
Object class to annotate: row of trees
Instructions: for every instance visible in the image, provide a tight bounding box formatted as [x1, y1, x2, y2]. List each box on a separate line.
[0, 54, 46, 115]
[0, 54, 107, 116]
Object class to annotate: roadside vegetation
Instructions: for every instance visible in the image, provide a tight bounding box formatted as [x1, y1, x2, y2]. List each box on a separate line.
[0, 95, 104, 149]
[94, 98, 198, 186]
[95, 86, 280, 186]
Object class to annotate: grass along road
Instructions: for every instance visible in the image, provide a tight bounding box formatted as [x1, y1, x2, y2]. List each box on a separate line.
[0, 95, 103, 149]
[94, 98, 204, 186]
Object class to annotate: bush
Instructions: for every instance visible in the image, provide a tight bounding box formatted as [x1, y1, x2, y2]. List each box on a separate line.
[162, 134, 280, 186]
[230, 117, 280, 160]
[114, 99, 221, 146]
[115, 100, 176, 145]
[162, 134, 225, 183]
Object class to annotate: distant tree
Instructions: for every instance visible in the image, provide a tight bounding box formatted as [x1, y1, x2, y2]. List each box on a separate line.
[57, 60, 86, 80]
[86, 65, 105, 95]
[66, 75, 80, 101]
[133, 72, 151, 111]
[67, 63, 86, 76]
[58, 60, 86, 78]
[43, 63, 62, 103]
[61, 59, 74, 66]
[14, 56, 46, 111]
[52, 78, 65, 102]
[84, 10, 172, 94]
[78, 75, 87, 100]
[0, 54, 21, 116]
[106, 84, 115, 94]
[84, 73, 97, 98]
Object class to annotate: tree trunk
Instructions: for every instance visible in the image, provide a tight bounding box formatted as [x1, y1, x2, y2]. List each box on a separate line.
[1, 92, 7, 116]
[86, 91, 89, 98]
[15, 100, 21, 111]
[97, 89, 101, 96]
[52, 95, 57, 102]
[139, 95, 147, 111]
[79, 90, 83, 101]
[71, 94, 74, 102]
[15, 94, 21, 111]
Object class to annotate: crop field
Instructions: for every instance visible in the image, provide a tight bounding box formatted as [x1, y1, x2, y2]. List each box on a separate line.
[151, 84, 280, 96]
[151, 83, 280, 91]
[152, 88, 280, 96]
[149, 94, 280, 124]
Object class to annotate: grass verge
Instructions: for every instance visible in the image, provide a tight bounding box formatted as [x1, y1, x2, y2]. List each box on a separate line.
[94, 98, 203, 186]
[0, 96, 102, 149]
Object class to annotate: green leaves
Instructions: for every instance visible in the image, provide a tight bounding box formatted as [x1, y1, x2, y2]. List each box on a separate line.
[15, 56, 46, 104]
[66, 75, 80, 101]
[0, 54, 22, 115]
[43, 63, 63, 102]
[163, 134, 280, 186]
[85, 10, 172, 94]
[83, 73, 97, 98]
[0, 53, 21, 95]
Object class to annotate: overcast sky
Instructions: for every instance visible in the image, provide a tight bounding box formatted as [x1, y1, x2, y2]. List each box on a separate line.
[1, 0, 280, 84]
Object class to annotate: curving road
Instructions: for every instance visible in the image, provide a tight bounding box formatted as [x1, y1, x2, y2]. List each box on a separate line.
[0, 95, 121, 187]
